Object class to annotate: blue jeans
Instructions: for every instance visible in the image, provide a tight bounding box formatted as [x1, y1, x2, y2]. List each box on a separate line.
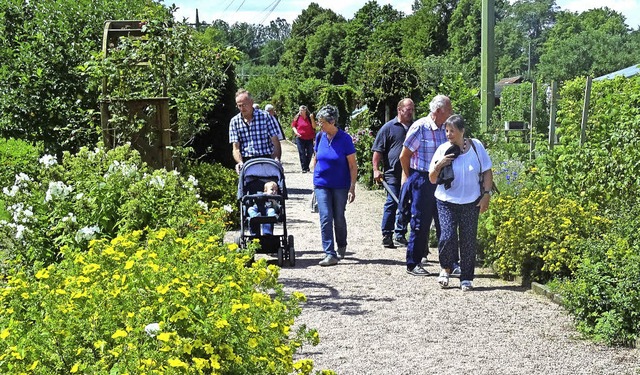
[381, 181, 407, 237]
[314, 187, 348, 257]
[437, 199, 479, 281]
[405, 171, 440, 269]
[296, 138, 314, 171]
[247, 206, 277, 235]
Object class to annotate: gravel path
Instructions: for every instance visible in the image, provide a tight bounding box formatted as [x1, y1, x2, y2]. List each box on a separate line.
[260, 141, 640, 374]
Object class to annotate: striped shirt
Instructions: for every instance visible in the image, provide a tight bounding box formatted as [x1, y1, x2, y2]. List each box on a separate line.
[229, 109, 280, 158]
[403, 116, 447, 172]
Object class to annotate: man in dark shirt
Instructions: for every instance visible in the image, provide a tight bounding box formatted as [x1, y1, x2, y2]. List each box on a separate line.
[372, 98, 414, 248]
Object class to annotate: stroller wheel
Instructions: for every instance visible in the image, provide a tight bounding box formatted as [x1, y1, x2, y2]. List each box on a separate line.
[287, 235, 295, 267]
[277, 246, 284, 267]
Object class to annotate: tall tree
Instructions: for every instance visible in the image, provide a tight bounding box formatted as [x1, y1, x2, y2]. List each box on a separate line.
[401, 0, 458, 59]
[537, 8, 636, 81]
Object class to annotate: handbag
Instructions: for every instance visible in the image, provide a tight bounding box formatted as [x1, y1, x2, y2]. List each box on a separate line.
[469, 139, 499, 195]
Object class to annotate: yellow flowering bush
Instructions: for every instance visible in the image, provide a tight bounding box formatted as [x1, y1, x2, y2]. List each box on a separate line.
[0, 222, 321, 374]
[479, 188, 609, 283]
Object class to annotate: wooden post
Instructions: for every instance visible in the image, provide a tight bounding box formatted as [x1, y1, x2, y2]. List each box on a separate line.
[480, 0, 495, 132]
[580, 77, 592, 146]
[548, 81, 557, 150]
[530, 80, 536, 159]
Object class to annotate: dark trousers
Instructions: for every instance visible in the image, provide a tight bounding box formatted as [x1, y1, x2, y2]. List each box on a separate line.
[437, 199, 480, 281]
[296, 138, 314, 171]
[405, 170, 440, 269]
[381, 181, 407, 237]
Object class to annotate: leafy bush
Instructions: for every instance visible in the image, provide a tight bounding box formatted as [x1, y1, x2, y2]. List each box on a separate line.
[479, 188, 609, 283]
[558, 233, 640, 346]
[346, 109, 379, 188]
[0, 223, 322, 373]
[0, 145, 213, 271]
[182, 160, 239, 227]
[0, 138, 42, 191]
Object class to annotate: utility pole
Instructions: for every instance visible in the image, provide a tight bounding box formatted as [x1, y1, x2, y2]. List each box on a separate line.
[480, 0, 495, 132]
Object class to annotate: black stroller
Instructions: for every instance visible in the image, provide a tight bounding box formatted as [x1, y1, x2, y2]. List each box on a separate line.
[235, 158, 295, 267]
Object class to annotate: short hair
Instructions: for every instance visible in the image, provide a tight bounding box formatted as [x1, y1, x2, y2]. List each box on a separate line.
[265, 104, 274, 111]
[252, 103, 260, 109]
[264, 181, 278, 192]
[429, 95, 449, 113]
[235, 89, 252, 100]
[444, 114, 465, 132]
[397, 98, 413, 109]
[316, 105, 339, 124]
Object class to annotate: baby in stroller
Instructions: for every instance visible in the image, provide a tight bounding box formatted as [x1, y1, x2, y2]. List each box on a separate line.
[248, 181, 281, 235]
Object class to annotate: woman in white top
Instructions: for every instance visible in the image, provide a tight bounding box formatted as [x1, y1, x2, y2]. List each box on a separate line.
[428, 115, 493, 291]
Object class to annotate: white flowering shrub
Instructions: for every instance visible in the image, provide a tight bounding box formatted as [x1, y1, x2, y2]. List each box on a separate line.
[0, 145, 210, 271]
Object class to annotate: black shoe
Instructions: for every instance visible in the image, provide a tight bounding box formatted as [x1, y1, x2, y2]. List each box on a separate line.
[382, 235, 395, 248]
[302, 169, 308, 173]
[393, 235, 408, 247]
[406, 264, 430, 276]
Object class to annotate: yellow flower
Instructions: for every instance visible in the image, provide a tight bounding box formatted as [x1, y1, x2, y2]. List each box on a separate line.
[124, 260, 135, 270]
[157, 332, 172, 342]
[217, 255, 227, 263]
[70, 363, 80, 373]
[156, 285, 170, 295]
[35, 269, 49, 279]
[248, 338, 258, 348]
[227, 243, 238, 251]
[28, 360, 39, 370]
[0, 329, 9, 339]
[193, 357, 208, 370]
[168, 358, 188, 368]
[82, 263, 100, 275]
[215, 319, 229, 329]
[112, 329, 128, 339]
[156, 229, 168, 240]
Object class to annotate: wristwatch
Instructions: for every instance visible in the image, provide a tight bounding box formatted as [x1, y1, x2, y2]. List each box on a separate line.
[482, 190, 492, 197]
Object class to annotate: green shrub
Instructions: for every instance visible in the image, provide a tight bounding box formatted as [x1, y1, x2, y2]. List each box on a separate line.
[346, 108, 379, 188]
[0, 138, 42, 190]
[0, 222, 322, 373]
[558, 234, 640, 346]
[182, 161, 238, 208]
[479, 188, 609, 283]
[0, 145, 216, 271]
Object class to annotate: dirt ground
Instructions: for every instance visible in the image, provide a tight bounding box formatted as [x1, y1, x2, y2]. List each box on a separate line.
[234, 140, 640, 375]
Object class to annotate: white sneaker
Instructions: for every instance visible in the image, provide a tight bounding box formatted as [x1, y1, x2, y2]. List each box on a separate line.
[437, 270, 450, 288]
[460, 280, 473, 291]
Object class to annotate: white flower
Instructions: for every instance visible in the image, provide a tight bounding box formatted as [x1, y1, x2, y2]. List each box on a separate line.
[62, 213, 77, 223]
[39, 154, 58, 167]
[223, 204, 233, 213]
[197, 200, 208, 210]
[75, 193, 84, 200]
[14, 224, 26, 240]
[45, 181, 73, 202]
[149, 175, 165, 188]
[3, 185, 18, 197]
[15, 173, 31, 184]
[187, 175, 198, 187]
[75, 225, 101, 242]
[144, 323, 160, 337]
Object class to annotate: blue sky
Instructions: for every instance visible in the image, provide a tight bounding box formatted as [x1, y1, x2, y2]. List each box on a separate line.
[163, 0, 640, 30]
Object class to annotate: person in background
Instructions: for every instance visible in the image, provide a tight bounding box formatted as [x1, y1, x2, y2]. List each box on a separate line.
[229, 90, 281, 174]
[399, 95, 452, 276]
[247, 180, 281, 235]
[292, 105, 316, 173]
[265, 104, 285, 141]
[253, 103, 260, 110]
[429, 114, 493, 291]
[372, 98, 414, 249]
[312, 105, 357, 266]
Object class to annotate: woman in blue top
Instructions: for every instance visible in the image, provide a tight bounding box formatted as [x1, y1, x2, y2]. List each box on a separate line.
[429, 114, 493, 291]
[311, 105, 358, 266]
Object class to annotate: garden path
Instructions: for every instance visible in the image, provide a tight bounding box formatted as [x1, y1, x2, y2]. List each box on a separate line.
[270, 141, 640, 374]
